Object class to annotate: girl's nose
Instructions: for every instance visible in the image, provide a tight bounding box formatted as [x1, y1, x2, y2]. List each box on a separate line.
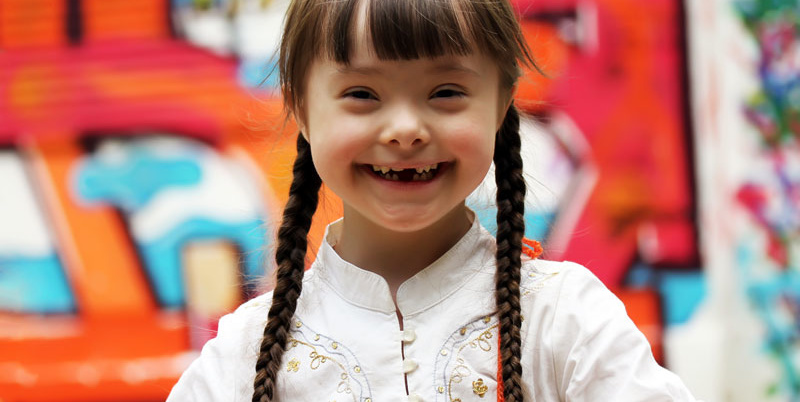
[379, 105, 430, 149]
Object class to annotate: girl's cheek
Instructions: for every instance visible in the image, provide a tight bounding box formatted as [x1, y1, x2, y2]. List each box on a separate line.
[311, 124, 373, 155]
[437, 116, 496, 146]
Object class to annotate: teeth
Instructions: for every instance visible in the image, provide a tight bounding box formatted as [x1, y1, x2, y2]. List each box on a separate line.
[415, 164, 440, 173]
[370, 163, 441, 179]
[412, 172, 434, 181]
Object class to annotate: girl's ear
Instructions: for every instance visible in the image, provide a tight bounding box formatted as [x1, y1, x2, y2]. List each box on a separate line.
[292, 104, 310, 141]
[497, 86, 517, 132]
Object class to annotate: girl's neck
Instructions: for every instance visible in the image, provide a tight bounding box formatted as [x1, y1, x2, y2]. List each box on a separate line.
[334, 204, 473, 298]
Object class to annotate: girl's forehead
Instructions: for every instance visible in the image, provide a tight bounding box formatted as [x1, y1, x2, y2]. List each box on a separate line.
[329, 53, 492, 78]
[316, 0, 479, 65]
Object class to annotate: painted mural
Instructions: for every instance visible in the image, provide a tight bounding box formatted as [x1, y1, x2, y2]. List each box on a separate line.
[0, 0, 745, 400]
[685, 0, 800, 401]
[733, 0, 800, 399]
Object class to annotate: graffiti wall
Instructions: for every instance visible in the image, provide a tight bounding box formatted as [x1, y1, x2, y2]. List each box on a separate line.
[687, 0, 800, 400]
[469, 0, 703, 374]
[0, 0, 793, 401]
[0, 1, 339, 400]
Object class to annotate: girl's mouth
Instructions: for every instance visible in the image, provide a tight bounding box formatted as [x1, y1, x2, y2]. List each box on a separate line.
[365, 163, 445, 182]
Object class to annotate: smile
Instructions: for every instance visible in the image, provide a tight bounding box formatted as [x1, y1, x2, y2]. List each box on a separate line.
[367, 163, 442, 182]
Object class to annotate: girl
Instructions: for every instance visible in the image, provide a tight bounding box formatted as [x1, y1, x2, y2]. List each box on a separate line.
[169, 0, 698, 401]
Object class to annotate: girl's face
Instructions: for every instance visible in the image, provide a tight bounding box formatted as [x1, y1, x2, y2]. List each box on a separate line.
[298, 29, 509, 233]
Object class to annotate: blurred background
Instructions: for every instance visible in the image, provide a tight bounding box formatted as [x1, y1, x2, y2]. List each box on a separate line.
[0, 0, 797, 400]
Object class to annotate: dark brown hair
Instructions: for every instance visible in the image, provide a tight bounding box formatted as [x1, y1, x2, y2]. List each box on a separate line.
[254, 1, 536, 401]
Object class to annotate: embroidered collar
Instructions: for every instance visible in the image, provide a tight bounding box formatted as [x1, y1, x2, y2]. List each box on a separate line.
[312, 216, 497, 316]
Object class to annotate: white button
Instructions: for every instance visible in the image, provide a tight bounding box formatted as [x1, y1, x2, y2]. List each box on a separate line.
[402, 329, 416, 343]
[402, 359, 419, 373]
[407, 393, 423, 402]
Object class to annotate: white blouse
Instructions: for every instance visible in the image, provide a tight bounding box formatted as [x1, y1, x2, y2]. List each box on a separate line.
[168, 219, 697, 401]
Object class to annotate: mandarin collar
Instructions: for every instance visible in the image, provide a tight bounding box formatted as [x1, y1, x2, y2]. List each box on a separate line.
[311, 216, 496, 316]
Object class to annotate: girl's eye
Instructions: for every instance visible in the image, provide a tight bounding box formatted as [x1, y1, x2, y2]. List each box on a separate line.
[431, 88, 466, 99]
[344, 89, 377, 100]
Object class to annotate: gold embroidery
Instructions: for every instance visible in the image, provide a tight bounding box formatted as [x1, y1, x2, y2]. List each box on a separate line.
[448, 323, 499, 402]
[482, 316, 491, 323]
[438, 386, 445, 393]
[354, 366, 361, 373]
[472, 378, 488, 397]
[295, 320, 302, 328]
[522, 271, 560, 297]
[287, 358, 300, 372]
[309, 350, 330, 369]
[287, 337, 354, 397]
[314, 334, 321, 341]
[448, 360, 472, 401]
[331, 342, 339, 350]
[459, 327, 467, 336]
[468, 325, 495, 352]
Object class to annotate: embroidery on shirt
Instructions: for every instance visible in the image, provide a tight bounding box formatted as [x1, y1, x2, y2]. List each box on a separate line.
[286, 318, 373, 401]
[433, 315, 499, 402]
[472, 378, 489, 397]
[520, 262, 560, 298]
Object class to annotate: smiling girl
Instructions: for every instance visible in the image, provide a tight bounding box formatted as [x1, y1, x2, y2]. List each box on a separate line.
[168, 0, 697, 401]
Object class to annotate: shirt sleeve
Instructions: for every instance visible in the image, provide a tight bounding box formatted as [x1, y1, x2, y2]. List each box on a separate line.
[551, 262, 697, 401]
[167, 297, 269, 402]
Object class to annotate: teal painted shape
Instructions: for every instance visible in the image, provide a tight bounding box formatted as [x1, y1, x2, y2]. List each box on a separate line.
[738, 242, 800, 395]
[624, 264, 707, 326]
[138, 217, 268, 308]
[658, 271, 707, 326]
[75, 147, 202, 211]
[470, 204, 554, 242]
[0, 254, 75, 314]
[625, 262, 656, 288]
[239, 57, 280, 89]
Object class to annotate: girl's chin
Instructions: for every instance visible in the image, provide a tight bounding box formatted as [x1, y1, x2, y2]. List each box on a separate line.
[355, 204, 470, 234]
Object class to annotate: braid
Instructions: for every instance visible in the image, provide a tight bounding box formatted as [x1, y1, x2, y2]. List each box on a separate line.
[494, 104, 525, 402]
[252, 134, 321, 402]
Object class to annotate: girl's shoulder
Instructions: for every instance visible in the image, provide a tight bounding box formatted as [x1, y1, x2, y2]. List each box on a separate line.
[167, 292, 272, 401]
[209, 291, 271, 333]
[231, 267, 320, 321]
[517, 258, 628, 330]
[236, 291, 273, 315]
[519, 257, 601, 299]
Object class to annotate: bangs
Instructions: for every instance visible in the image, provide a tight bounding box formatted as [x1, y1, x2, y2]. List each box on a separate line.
[280, 0, 533, 110]
[324, 0, 478, 63]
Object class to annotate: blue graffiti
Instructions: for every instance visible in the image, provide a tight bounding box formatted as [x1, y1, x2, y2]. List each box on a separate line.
[75, 146, 202, 211]
[625, 263, 707, 326]
[470, 204, 555, 243]
[139, 217, 267, 308]
[239, 57, 280, 90]
[738, 243, 800, 396]
[75, 142, 269, 308]
[0, 255, 74, 314]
